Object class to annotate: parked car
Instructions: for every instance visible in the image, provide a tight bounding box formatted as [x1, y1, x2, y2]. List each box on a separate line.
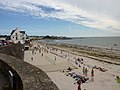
[0, 41, 3, 46]
[0, 40, 9, 46]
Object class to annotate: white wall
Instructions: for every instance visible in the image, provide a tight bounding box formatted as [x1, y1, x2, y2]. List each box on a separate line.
[11, 28, 27, 44]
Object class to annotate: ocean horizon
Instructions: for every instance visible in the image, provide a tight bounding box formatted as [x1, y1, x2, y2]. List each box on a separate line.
[39, 37, 120, 50]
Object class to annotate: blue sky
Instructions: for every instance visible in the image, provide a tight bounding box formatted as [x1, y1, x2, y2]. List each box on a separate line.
[0, 0, 120, 37]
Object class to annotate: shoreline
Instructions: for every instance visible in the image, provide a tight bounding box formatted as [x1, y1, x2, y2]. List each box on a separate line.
[37, 41, 120, 65]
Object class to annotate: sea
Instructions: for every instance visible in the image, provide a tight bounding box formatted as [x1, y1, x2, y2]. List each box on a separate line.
[39, 37, 120, 50]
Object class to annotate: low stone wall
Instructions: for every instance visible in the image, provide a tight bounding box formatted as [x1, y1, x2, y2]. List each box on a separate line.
[0, 44, 59, 90]
[0, 59, 23, 90]
[0, 43, 24, 60]
[0, 53, 59, 90]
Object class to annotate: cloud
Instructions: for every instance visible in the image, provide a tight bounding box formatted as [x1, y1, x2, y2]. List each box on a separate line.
[0, 0, 120, 33]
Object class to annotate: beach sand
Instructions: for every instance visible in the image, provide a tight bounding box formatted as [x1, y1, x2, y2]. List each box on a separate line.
[24, 42, 120, 90]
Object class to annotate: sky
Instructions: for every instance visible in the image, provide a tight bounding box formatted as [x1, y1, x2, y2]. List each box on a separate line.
[0, 0, 120, 37]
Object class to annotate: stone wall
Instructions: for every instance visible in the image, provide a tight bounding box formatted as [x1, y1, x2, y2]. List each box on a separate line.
[0, 43, 24, 60]
[0, 59, 23, 90]
[0, 53, 59, 90]
[0, 44, 59, 90]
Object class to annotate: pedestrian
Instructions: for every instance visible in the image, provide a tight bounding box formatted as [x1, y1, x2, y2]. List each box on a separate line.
[31, 57, 33, 61]
[77, 58, 81, 62]
[83, 66, 85, 75]
[85, 68, 88, 76]
[75, 60, 78, 65]
[77, 80, 82, 90]
[91, 68, 94, 77]
[32, 50, 34, 55]
[39, 49, 41, 53]
[81, 58, 83, 61]
[91, 68, 94, 82]
[55, 56, 56, 61]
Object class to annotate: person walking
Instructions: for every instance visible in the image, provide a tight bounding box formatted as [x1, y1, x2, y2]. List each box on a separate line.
[85, 68, 88, 76]
[83, 67, 85, 75]
[77, 80, 82, 90]
[91, 68, 94, 82]
[91, 68, 94, 77]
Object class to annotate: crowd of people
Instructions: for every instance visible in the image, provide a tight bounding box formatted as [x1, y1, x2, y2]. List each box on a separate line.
[30, 42, 117, 90]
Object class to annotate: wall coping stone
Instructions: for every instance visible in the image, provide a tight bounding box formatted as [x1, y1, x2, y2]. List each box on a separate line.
[0, 53, 59, 90]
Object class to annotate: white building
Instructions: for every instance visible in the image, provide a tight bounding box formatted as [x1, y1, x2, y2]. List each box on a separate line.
[10, 28, 27, 44]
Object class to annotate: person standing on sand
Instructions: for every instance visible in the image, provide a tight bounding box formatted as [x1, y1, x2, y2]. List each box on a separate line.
[32, 50, 34, 55]
[77, 80, 82, 90]
[83, 67, 85, 75]
[55, 56, 56, 61]
[81, 58, 83, 61]
[91, 68, 94, 82]
[39, 49, 41, 53]
[91, 68, 94, 77]
[31, 57, 33, 61]
[85, 68, 88, 76]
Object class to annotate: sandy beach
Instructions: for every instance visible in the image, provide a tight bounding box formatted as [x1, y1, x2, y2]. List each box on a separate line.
[24, 42, 120, 90]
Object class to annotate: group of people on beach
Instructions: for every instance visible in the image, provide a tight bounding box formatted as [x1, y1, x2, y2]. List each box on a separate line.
[26, 42, 120, 90]
[75, 58, 84, 67]
[30, 43, 96, 90]
[77, 67, 94, 90]
[82, 67, 88, 76]
[30, 43, 50, 61]
[82, 67, 94, 77]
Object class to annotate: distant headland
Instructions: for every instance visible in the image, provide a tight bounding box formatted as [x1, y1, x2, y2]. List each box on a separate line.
[29, 35, 71, 40]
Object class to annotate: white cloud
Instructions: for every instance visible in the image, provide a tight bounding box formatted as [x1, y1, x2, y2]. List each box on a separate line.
[0, 0, 120, 33]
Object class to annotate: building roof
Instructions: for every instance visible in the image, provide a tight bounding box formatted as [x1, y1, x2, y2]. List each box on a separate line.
[20, 31, 25, 34]
[10, 28, 18, 35]
[10, 30, 15, 35]
[11, 28, 26, 36]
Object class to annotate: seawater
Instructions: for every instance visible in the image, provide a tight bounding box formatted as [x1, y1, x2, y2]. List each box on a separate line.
[39, 37, 120, 50]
